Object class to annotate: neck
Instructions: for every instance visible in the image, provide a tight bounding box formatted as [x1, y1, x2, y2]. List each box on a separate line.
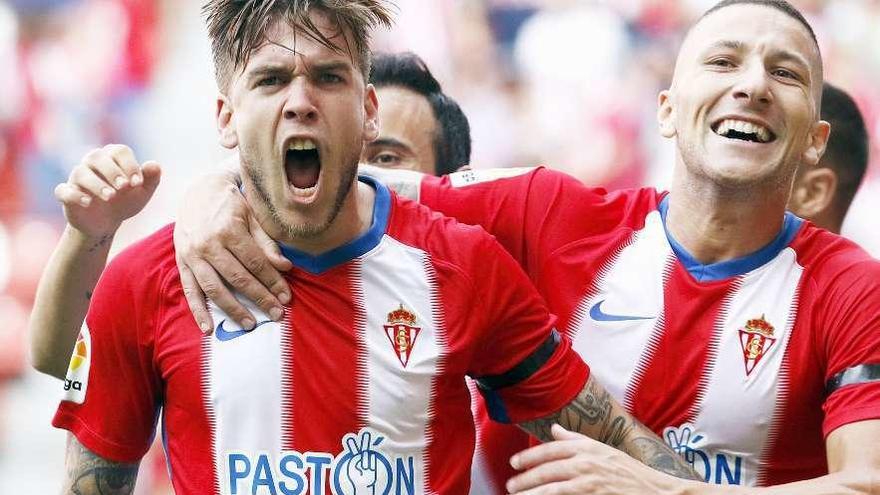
[666, 166, 790, 264]
[283, 179, 376, 256]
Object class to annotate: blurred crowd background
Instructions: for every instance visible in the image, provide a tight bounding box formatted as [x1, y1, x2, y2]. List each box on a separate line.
[0, 0, 878, 493]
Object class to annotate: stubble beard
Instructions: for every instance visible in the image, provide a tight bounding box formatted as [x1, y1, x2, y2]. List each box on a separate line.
[676, 135, 792, 200]
[244, 157, 359, 242]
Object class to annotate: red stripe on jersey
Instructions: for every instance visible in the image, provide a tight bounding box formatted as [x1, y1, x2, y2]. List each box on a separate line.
[626, 262, 731, 432]
[155, 288, 217, 494]
[756, 279, 825, 485]
[287, 265, 364, 454]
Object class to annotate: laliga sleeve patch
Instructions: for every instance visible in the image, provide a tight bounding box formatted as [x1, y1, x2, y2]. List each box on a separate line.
[449, 167, 535, 188]
[62, 323, 91, 404]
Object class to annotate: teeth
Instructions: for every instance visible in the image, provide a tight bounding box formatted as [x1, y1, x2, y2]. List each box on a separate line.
[714, 119, 771, 143]
[291, 185, 317, 196]
[288, 138, 316, 151]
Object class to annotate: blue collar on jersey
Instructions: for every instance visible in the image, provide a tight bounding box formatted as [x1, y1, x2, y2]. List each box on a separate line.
[278, 175, 390, 274]
[658, 196, 803, 282]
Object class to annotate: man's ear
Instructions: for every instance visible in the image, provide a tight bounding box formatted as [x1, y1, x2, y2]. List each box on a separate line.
[657, 90, 676, 138]
[363, 84, 379, 142]
[217, 94, 238, 149]
[803, 120, 831, 167]
[789, 166, 837, 219]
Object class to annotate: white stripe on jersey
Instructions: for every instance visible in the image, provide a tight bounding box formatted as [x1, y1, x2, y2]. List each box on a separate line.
[691, 248, 801, 486]
[468, 378, 495, 495]
[570, 210, 672, 400]
[360, 236, 444, 494]
[207, 297, 285, 494]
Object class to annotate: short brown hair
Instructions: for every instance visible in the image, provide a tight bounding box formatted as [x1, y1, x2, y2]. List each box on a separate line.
[204, 0, 395, 91]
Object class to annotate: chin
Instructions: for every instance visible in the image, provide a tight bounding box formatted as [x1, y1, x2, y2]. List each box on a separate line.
[274, 199, 341, 240]
[705, 162, 788, 192]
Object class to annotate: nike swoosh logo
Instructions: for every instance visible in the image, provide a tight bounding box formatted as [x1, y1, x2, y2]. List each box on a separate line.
[215, 319, 274, 342]
[589, 300, 654, 322]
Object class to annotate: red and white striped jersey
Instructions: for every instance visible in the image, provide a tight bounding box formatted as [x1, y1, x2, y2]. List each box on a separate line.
[53, 177, 589, 495]
[421, 168, 880, 491]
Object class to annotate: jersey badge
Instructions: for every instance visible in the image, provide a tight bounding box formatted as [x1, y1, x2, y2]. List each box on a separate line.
[383, 304, 421, 368]
[738, 315, 777, 376]
[62, 323, 92, 404]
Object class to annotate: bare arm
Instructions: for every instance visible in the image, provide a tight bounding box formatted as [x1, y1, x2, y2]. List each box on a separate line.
[507, 419, 880, 494]
[29, 146, 160, 379]
[517, 373, 701, 481]
[62, 434, 139, 495]
[30, 227, 116, 379]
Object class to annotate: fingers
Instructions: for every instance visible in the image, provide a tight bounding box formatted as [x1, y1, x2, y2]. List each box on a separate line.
[103, 144, 142, 186]
[511, 438, 589, 471]
[211, 242, 285, 322]
[185, 257, 256, 330]
[68, 145, 153, 202]
[71, 158, 117, 201]
[178, 263, 214, 334]
[54, 182, 92, 207]
[550, 424, 584, 441]
[216, 214, 292, 308]
[507, 458, 589, 494]
[346, 437, 360, 457]
[140, 160, 162, 193]
[250, 213, 294, 274]
[360, 431, 372, 455]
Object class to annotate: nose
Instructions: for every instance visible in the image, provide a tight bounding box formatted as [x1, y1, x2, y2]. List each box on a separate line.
[283, 79, 318, 122]
[732, 61, 773, 106]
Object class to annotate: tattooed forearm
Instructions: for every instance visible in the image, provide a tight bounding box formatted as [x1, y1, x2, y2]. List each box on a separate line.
[629, 437, 701, 480]
[519, 375, 634, 447]
[518, 375, 701, 481]
[63, 435, 139, 495]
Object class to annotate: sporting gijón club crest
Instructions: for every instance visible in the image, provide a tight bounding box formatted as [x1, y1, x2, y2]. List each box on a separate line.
[384, 304, 421, 367]
[738, 315, 777, 376]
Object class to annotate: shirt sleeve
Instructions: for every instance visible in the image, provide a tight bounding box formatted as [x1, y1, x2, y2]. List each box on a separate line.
[52, 248, 162, 463]
[420, 167, 612, 276]
[820, 259, 880, 436]
[466, 234, 590, 424]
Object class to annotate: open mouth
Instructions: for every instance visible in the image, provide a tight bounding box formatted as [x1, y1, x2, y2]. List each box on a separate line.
[711, 119, 776, 144]
[285, 138, 321, 196]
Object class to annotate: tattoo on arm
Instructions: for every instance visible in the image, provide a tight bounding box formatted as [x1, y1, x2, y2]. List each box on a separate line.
[519, 376, 701, 481]
[519, 376, 633, 446]
[63, 435, 139, 495]
[86, 234, 113, 254]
